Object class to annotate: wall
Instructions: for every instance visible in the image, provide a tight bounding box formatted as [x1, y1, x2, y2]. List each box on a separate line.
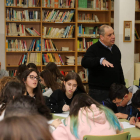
[114, 0, 135, 86]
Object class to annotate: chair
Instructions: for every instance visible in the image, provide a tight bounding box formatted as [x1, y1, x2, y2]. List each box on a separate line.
[83, 131, 131, 140]
[133, 80, 139, 86]
[125, 79, 129, 88]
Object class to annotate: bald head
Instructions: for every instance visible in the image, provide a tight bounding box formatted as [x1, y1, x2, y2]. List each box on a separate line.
[99, 25, 113, 36]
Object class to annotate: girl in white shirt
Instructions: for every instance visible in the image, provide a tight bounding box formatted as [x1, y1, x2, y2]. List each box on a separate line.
[40, 70, 61, 97]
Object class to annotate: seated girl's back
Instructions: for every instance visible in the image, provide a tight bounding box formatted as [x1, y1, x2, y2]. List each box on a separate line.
[53, 93, 123, 140]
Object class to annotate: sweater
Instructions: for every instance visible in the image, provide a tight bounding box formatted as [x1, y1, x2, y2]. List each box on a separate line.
[81, 41, 125, 90]
[46, 89, 81, 113]
[52, 104, 123, 140]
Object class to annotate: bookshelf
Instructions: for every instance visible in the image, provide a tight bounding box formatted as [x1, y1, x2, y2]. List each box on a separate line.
[5, 0, 113, 85]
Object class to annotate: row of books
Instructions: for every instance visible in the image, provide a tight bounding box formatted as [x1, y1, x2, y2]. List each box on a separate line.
[6, 9, 40, 21]
[6, 0, 40, 7]
[42, 10, 74, 22]
[60, 70, 75, 76]
[42, 53, 75, 65]
[78, 69, 88, 82]
[77, 38, 99, 51]
[43, 25, 75, 38]
[42, 39, 58, 51]
[78, 13, 99, 22]
[6, 23, 40, 36]
[111, 0, 114, 10]
[18, 53, 41, 65]
[78, 0, 109, 10]
[42, 53, 64, 65]
[8, 70, 17, 77]
[6, 39, 27, 51]
[135, 0, 140, 11]
[78, 25, 100, 37]
[135, 28, 140, 39]
[42, 0, 75, 8]
[28, 39, 41, 51]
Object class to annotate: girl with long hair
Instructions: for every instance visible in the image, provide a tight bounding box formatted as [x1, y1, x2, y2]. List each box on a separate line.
[47, 72, 86, 113]
[45, 62, 64, 83]
[0, 115, 53, 140]
[40, 70, 61, 97]
[21, 69, 44, 104]
[53, 93, 123, 140]
[0, 80, 25, 121]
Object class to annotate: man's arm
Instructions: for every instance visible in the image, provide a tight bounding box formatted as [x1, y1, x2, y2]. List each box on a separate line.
[81, 46, 102, 68]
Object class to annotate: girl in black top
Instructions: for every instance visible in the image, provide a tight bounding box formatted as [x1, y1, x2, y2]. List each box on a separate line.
[47, 72, 86, 113]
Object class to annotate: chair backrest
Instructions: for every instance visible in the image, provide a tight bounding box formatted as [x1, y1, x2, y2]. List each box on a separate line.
[133, 80, 139, 86]
[125, 79, 129, 88]
[83, 132, 131, 140]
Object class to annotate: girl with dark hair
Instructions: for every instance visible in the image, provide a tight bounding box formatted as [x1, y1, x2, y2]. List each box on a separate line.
[21, 69, 44, 104]
[27, 63, 37, 71]
[0, 115, 53, 140]
[0, 81, 25, 121]
[16, 64, 28, 80]
[45, 62, 64, 83]
[40, 70, 61, 97]
[47, 72, 86, 113]
[53, 93, 123, 140]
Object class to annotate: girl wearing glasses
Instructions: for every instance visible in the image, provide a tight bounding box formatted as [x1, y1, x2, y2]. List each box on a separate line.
[47, 72, 86, 113]
[21, 69, 44, 105]
[40, 70, 61, 97]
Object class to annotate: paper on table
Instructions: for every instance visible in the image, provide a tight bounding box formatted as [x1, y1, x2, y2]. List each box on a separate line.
[48, 119, 64, 124]
[54, 111, 69, 118]
[121, 122, 135, 129]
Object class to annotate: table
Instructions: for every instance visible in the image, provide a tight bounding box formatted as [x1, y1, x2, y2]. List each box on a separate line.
[119, 119, 140, 140]
[52, 114, 140, 140]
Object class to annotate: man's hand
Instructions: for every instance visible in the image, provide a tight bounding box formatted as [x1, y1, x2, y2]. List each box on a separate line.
[135, 122, 140, 128]
[115, 113, 128, 119]
[102, 59, 114, 67]
[62, 104, 70, 112]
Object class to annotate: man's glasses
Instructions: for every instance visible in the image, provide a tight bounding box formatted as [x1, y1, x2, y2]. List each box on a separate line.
[28, 75, 39, 81]
[116, 97, 124, 106]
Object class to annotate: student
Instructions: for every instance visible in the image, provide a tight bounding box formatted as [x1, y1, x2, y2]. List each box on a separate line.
[21, 69, 45, 104]
[0, 81, 25, 121]
[4, 95, 62, 132]
[47, 72, 86, 113]
[53, 93, 123, 140]
[110, 83, 138, 119]
[0, 76, 20, 93]
[130, 90, 140, 126]
[16, 64, 28, 80]
[5, 95, 52, 120]
[0, 115, 53, 140]
[0, 69, 9, 79]
[40, 70, 61, 97]
[27, 63, 38, 71]
[45, 62, 64, 83]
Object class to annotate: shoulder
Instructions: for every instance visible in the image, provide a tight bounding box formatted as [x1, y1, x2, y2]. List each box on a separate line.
[112, 44, 121, 53]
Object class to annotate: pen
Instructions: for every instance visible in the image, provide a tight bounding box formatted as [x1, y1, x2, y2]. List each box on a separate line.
[135, 113, 138, 122]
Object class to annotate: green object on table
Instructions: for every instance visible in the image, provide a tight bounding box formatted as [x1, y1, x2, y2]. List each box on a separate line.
[83, 132, 131, 140]
[52, 114, 65, 120]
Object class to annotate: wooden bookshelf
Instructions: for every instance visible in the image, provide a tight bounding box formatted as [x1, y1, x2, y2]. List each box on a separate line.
[5, 0, 113, 84]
